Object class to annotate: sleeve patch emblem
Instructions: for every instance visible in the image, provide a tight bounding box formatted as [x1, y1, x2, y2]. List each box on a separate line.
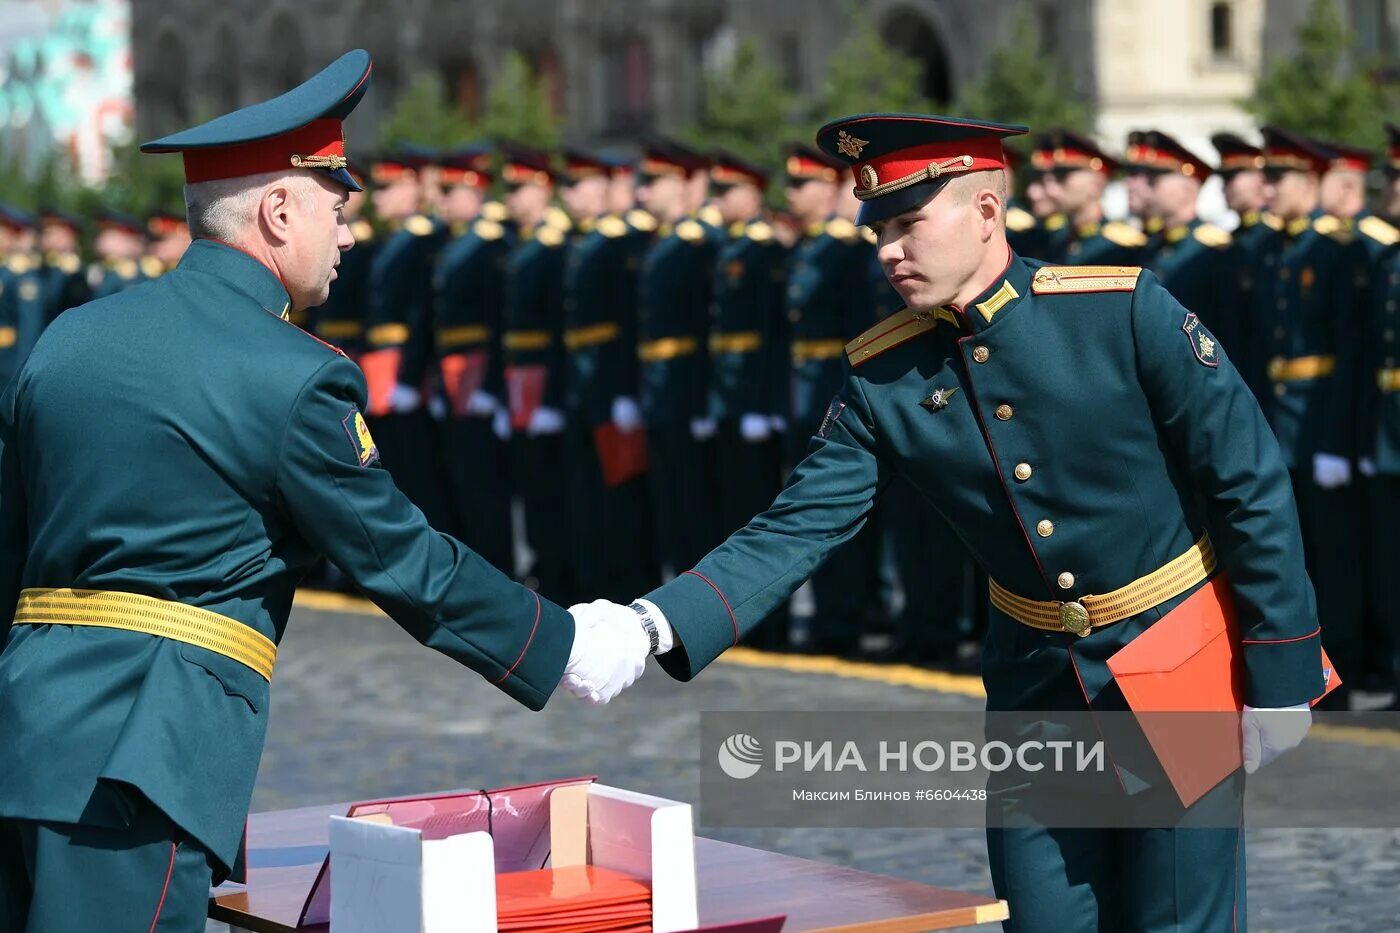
[342, 409, 380, 466]
[817, 397, 847, 438]
[1181, 312, 1218, 368]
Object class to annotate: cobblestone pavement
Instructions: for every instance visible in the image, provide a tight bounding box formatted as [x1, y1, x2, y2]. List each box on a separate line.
[214, 598, 1400, 931]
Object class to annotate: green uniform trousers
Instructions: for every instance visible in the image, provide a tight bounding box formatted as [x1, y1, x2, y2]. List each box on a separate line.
[1, 799, 214, 932]
[716, 422, 788, 648]
[1290, 470, 1362, 708]
[1364, 476, 1400, 686]
[564, 421, 658, 602]
[884, 477, 971, 661]
[440, 416, 515, 577]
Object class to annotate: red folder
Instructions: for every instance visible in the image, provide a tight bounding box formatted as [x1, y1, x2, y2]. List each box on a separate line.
[358, 348, 403, 417]
[507, 365, 547, 431]
[440, 350, 488, 417]
[1107, 573, 1341, 807]
[594, 424, 650, 486]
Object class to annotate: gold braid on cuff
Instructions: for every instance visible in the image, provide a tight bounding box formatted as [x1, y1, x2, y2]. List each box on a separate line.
[854, 155, 977, 201]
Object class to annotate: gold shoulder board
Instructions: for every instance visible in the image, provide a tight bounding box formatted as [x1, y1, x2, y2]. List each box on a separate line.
[405, 215, 435, 237]
[140, 256, 164, 278]
[473, 219, 505, 241]
[537, 225, 566, 247]
[1359, 215, 1400, 247]
[1044, 213, 1067, 231]
[481, 201, 509, 223]
[676, 219, 705, 242]
[627, 209, 658, 232]
[1192, 224, 1232, 248]
[1262, 212, 1284, 231]
[545, 206, 573, 231]
[746, 221, 774, 243]
[598, 215, 629, 238]
[1006, 207, 1035, 233]
[1031, 265, 1142, 294]
[845, 306, 954, 367]
[699, 204, 723, 227]
[350, 219, 375, 242]
[1101, 222, 1148, 248]
[825, 217, 857, 242]
[861, 226, 877, 245]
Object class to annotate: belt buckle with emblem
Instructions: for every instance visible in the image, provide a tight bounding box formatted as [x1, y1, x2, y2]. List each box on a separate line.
[1059, 600, 1091, 636]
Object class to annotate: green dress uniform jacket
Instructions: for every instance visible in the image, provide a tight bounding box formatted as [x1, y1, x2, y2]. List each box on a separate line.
[1148, 219, 1245, 358]
[1359, 216, 1400, 474]
[0, 256, 49, 386]
[563, 215, 638, 425]
[504, 221, 570, 414]
[1005, 203, 1052, 262]
[88, 257, 159, 301]
[362, 214, 444, 405]
[0, 239, 571, 878]
[646, 253, 1323, 714]
[636, 217, 716, 427]
[1059, 220, 1149, 267]
[37, 251, 91, 325]
[708, 219, 788, 422]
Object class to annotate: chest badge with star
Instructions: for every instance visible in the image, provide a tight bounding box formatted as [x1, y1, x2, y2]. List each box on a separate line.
[919, 387, 959, 412]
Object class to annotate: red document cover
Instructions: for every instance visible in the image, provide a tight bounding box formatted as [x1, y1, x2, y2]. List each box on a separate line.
[440, 350, 488, 417]
[1107, 574, 1341, 807]
[357, 348, 402, 417]
[507, 365, 547, 431]
[594, 424, 650, 486]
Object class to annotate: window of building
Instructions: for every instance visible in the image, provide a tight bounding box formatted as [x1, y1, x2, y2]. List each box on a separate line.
[1210, 2, 1234, 58]
[443, 59, 480, 119]
[879, 7, 951, 104]
[266, 14, 306, 96]
[601, 35, 652, 135]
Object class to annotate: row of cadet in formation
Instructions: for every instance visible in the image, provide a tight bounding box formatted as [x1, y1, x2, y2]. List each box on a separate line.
[2, 123, 1398, 704]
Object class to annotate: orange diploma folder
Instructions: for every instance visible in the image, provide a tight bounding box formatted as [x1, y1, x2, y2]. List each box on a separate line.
[1106, 573, 1341, 807]
[593, 424, 650, 487]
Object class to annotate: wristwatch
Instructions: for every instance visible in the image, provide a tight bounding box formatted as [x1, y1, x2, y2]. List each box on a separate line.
[629, 601, 660, 655]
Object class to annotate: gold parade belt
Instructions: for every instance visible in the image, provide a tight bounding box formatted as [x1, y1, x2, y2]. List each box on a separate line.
[791, 339, 848, 363]
[990, 535, 1216, 637]
[437, 324, 491, 349]
[1378, 369, 1400, 393]
[13, 588, 277, 681]
[564, 322, 621, 351]
[638, 337, 699, 362]
[503, 331, 553, 351]
[1268, 354, 1336, 382]
[709, 331, 763, 354]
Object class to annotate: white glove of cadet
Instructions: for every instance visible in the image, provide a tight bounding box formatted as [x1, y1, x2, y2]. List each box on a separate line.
[526, 406, 566, 436]
[491, 407, 512, 441]
[1241, 702, 1312, 774]
[426, 394, 447, 421]
[1312, 453, 1351, 489]
[466, 390, 500, 418]
[768, 415, 788, 434]
[1358, 457, 1378, 478]
[689, 417, 718, 441]
[612, 396, 643, 432]
[563, 600, 655, 705]
[739, 413, 771, 443]
[389, 384, 422, 414]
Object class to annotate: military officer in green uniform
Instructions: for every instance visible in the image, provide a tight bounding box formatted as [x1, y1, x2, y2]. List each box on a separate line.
[144, 210, 190, 275]
[1001, 147, 1052, 261]
[0, 209, 47, 387]
[1036, 130, 1149, 266]
[1211, 131, 1277, 397]
[783, 143, 881, 655]
[1318, 140, 1373, 227]
[0, 51, 647, 932]
[1121, 130, 1165, 249]
[1131, 131, 1244, 353]
[360, 149, 449, 526]
[430, 145, 515, 576]
[36, 208, 91, 324]
[1253, 127, 1364, 710]
[635, 139, 721, 577]
[583, 113, 1325, 932]
[501, 145, 575, 601]
[89, 210, 159, 300]
[705, 151, 788, 647]
[559, 148, 653, 600]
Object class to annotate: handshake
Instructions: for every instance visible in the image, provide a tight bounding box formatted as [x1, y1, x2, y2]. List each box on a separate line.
[560, 598, 674, 705]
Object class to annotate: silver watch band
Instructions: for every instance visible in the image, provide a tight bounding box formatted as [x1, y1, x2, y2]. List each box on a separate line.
[629, 601, 659, 655]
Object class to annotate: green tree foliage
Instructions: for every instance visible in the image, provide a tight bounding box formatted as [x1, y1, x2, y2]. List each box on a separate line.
[478, 52, 562, 149]
[812, 16, 933, 124]
[98, 139, 188, 216]
[683, 38, 804, 171]
[953, 1, 1093, 132]
[377, 72, 479, 150]
[1245, 0, 1396, 151]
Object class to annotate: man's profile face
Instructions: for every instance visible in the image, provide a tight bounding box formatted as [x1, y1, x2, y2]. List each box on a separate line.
[637, 175, 685, 222]
[41, 223, 79, 255]
[608, 175, 636, 215]
[283, 173, 352, 310]
[1223, 170, 1265, 214]
[371, 174, 420, 221]
[561, 176, 608, 220]
[1318, 169, 1363, 218]
[1043, 168, 1103, 214]
[1125, 172, 1154, 218]
[1150, 173, 1198, 221]
[785, 178, 834, 223]
[505, 182, 551, 224]
[1025, 175, 1055, 217]
[440, 184, 483, 225]
[871, 176, 998, 312]
[1265, 169, 1317, 219]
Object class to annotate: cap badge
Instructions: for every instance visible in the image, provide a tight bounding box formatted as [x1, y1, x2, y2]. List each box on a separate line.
[837, 130, 870, 160]
[860, 165, 879, 189]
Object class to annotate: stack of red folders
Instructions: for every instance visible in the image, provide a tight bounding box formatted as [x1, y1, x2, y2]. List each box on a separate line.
[496, 865, 653, 933]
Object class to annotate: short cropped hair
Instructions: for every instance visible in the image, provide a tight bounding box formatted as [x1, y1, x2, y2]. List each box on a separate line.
[183, 170, 321, 242]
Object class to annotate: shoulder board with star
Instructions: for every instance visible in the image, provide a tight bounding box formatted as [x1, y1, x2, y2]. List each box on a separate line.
[1358, 215, 1400, 247]
[598, 215, 629, 239]
[861, 226, 877, 245]
[1101, 221, 1148, 248]
[481, 201, 509, 223]
[1044, 213, 1067, 232]
[745, 221, 774, 243]
[7, 255, 33, 274]
[350, 219, 375, 242]
[116, 259, 139, 279]
[1031, 265, 1142, 294]
[473, 219, 505, 241]
[825, 217, 858, 242]
[1261, 212, 1284, 231]
[676, 219, 706, 242]
[140, 256, 165, 278]
[537, 225, 566, 247]
[1006, 206, 1036, 233]
[845, 306, 956, 367]
[405, 214, 435, 237]
[1192, 223, 1232, 249]
[1313, 214, 1353, 244]
[626, 209, 658, 232]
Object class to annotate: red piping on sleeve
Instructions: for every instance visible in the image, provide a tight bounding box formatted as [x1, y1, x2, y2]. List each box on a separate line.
[497, 591, 543, 682]
[1241, 626, 1320, 645]
[149, 842, 177, 932]
[684, 570, 740, 646]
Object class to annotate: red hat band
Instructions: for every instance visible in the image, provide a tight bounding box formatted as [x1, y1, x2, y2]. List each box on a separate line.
[182, 118, 346, 185]
[440, 166, 490, 189]
[853, 137, 1006, 201]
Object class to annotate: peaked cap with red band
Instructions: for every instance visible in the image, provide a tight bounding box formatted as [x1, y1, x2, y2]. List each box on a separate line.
[1210, 132, 1265, 177]
[816, 113, 1026, 224]
[784, 143, 844, 185]
[1123, 129, 1212, 179]
[561, 147, 611, 185]
[711, 149, 769, 189]
[1318, 139, 1373, 173]
[438, 144, 494, 190]
[140, 49, 371, 193]
[1260, 125, 1333, 176]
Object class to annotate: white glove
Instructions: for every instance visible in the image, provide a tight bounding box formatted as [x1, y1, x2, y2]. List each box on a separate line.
[1359, 457, 1378, 478]
[689, 417, 717, 441]
[1313, 453, 1351, 489]
[612, 396, 643, 432]
[1241, 702, 1312, 774]
[768, 415, 788, 434]
[467, 391, 500, 417]
[526, 406, 566, 436]
[491, 407, 511, 441]
[740, 413, 771, 443]
[389, 384, 422, 414]
[426, 394, 447, 421]
[562, 600, 651, 705]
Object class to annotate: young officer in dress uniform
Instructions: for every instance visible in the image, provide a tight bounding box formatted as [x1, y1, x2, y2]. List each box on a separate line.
[1121, 130, 1165, 249]
[501, 144, 575, 602]
[0, 51, 644, 932]
[582, 112, 1325, 931]
[89, 210, 157, 300]
[1253, 126, 1364, 710]
[1036, 129, 1149, 266]
[35, 208, 91, 324]
[0, 209, 44, 387]
[1211, 132, 1277, 398]
[431, 145, 515, 576]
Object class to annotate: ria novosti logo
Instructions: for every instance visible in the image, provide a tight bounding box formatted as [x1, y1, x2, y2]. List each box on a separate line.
[717, 733, 764, 779]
